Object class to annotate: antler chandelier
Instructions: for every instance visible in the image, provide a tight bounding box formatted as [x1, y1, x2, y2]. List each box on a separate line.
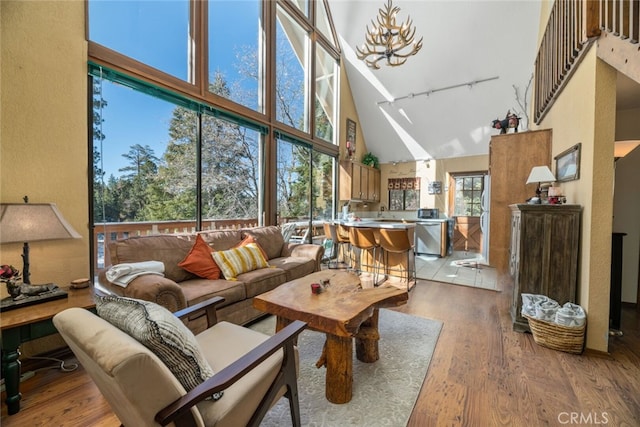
[356, 0, 423, 69]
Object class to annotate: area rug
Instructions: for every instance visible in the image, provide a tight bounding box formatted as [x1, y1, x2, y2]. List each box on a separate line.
[249, 309, 443, 427]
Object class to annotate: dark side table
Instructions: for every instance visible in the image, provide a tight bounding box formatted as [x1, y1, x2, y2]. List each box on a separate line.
[1, 286, 96, 415]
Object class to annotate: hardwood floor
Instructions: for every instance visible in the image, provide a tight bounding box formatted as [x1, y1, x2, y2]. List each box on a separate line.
[2, 279, 639, 426]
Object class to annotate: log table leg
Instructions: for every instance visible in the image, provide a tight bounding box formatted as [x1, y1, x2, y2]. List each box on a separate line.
[324, 333, 353, 404]
[356, 309, 380, 363]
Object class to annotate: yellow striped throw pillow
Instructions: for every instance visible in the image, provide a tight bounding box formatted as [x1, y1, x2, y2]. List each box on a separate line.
[211, 243, 269, 280]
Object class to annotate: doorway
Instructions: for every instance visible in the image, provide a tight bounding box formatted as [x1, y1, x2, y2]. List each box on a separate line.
[448, 172, 486, 254]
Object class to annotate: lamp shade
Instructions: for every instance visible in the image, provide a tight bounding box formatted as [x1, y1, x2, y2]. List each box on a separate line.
[526, 166, 556, 184]
[0, 203, 81, 244]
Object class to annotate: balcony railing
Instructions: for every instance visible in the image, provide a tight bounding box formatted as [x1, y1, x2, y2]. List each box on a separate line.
[93, 218, 258, 270]
[93, 217, 327, 271]
[534, 0, 640, 123]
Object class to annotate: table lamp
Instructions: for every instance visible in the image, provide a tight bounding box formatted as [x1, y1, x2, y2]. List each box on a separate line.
[0, 197, 81, 284]
[526, 166, 556, 203]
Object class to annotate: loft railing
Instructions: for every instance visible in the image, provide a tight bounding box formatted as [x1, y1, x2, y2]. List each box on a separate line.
[597, 0, 640, 82]
[534, 0, 640, 124]
[601, 0, 640, 41]
[534, 0, 601, 124]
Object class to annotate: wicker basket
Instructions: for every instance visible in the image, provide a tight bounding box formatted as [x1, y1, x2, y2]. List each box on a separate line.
[523, 314, 586, 354]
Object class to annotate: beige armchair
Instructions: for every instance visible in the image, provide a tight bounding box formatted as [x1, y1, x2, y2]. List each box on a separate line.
[53, 296, 305, 427]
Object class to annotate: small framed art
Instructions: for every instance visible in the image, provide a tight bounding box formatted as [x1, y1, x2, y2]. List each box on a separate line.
[555, 143, 581, 182]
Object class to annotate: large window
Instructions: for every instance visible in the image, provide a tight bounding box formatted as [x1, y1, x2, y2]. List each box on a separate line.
[276, 137, 336, 243]
[92, 78, 197, 226]
[208, 0, 263, 112]
[88, 1, 192, 82]
[275, 5, 310, 132]
[88, 0, 340, 271]
[315, 44, 337, 143]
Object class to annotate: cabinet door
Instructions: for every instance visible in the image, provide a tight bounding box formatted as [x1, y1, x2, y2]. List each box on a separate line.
[359, 165, 368, 200]
[368, 168, 381, 201]
[543, 211, 580, 304]
[353, 163, 364, 199]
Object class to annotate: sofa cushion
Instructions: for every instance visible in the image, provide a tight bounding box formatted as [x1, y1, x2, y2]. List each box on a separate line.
[212, 244, 270, 280]
[109, 235, 196, 283]
[242, 226, 285, 260]
[178, 234, 221, 280]
[237, 267, 287, 298]
[268, 256, 316, 282]
[95, 295, 215, 393]
[236, 235, 268, 260]
[198, 229, 243, 251]
[179, 278, 246, 307]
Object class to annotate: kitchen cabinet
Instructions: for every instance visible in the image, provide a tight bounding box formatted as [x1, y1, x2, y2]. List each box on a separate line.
[340, 161, 381, 202]
[509, 204, 582, 332]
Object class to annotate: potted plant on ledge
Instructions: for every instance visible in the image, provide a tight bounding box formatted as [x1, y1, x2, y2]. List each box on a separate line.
[362, 152, 379, 169]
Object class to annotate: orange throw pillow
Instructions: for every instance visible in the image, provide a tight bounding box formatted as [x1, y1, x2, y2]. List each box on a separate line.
[178, 234, 221, 280]
[235, 235, 269, 261]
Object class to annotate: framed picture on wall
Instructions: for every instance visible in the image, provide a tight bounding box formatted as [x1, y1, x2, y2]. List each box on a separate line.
[555, 143, 581, 182]
[346, 118, 356, 159]
[428, 181, 442, 194]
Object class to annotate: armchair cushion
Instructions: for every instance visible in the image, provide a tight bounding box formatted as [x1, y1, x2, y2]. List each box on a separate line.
[96, 295, 216, 393]
[178, 234, 221, 280]
[212, 243, 270, 280]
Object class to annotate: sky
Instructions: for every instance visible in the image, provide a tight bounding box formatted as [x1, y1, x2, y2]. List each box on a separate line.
[89, 0, 260, 176]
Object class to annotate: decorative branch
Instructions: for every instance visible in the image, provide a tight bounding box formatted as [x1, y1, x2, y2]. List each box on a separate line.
[512, 73, 533, 131]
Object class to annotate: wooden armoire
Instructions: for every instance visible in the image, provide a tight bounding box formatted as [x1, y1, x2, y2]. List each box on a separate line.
[488, 129, 552, 279]
[509, 204, 582, 332]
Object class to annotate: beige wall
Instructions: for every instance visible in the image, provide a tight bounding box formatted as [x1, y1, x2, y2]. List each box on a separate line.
[338, 64, 369, 164]
[533, 47, 617, 352]
[377, 154, 488, 215]
[1, 0, 88, 355]
[1, 0, 89, 297]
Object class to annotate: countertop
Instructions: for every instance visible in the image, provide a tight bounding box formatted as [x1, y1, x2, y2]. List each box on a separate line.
[334, 220, 416, 229]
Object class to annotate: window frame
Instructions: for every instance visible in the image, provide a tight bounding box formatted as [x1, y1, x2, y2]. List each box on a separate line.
[449, 172, 486, 217]
[87, 0, 342, 230]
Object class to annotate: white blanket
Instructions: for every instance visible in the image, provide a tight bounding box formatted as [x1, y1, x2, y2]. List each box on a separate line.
[106, 261, 165, 288]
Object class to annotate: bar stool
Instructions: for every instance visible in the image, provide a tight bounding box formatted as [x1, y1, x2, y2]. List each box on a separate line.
[378, 228, 416, 291]
[322, 222, 347, 269]
[336, 223, 352, 268]
[348, 227, 382, 284]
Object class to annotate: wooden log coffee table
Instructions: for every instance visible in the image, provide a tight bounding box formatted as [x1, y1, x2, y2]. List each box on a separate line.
[253, 270, 408, 404]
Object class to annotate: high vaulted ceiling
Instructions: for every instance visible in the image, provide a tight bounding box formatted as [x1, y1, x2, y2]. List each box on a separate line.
[328, 1, 640, 164]
[327, 0, 543, 163]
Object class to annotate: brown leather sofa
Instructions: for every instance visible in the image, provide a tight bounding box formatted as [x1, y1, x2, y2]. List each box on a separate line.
[99, 225, 324, 333]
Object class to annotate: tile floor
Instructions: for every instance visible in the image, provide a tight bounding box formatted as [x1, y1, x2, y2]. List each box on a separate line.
[415, 251, 499, 291]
